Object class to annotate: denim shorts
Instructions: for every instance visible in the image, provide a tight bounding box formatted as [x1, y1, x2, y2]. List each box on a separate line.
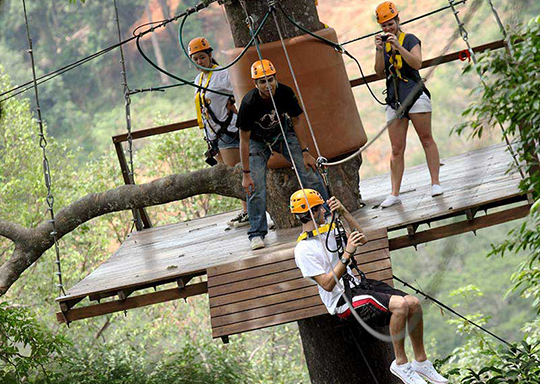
[217, 131, 239, 150]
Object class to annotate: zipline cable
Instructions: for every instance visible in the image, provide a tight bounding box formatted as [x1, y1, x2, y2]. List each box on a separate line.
[178, 9, 271, 73]
[21, 0, 66, 298]
[136, 35, 232, 97]
[393, 274, 512, 347]
[341, 0, 468, 46]
[0, 0, 219, 103]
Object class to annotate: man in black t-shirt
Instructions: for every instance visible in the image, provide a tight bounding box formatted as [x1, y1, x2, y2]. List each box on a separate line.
[237, 59, 329, 250]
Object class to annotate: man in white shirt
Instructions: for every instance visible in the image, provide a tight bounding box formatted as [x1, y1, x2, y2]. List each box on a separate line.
[291, 189, 448, 384]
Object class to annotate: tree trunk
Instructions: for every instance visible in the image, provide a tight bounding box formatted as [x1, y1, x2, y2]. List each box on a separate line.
[297, 315, 400, 384]
[145, 4, 170, 85]
[223, 2, 391, 383]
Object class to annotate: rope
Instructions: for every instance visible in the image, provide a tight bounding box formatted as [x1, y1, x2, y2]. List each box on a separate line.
[341, 0, 468, 46]
[243, 1, 401, 343]
[277, 4, 386, 106]
[113, 0, 140, 230]
[271, 9, 323, 159]
[446, 0, 525, 179]
[136, 35, 233, 97]
[0, 0, 219, 103]
[393, 275, 512, 347]
[178, 9, 271, 73]
[128, 82, 187, 95]
[21, 0, 66, 297]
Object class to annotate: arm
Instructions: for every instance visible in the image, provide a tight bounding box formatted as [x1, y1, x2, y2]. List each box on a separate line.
[374, 34, 386, 77]
[291, 115, 317, 172]
[327, 196, 364, 235]
[312, 231, 367, 292]
[239, 129, 255, 195]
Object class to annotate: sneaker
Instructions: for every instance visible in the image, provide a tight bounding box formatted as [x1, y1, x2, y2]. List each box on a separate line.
[233, 212, 249, 228]
[431, 184, 444, 197]
[412, 360, 448, 384]
[250, 236, 265, 250]
[228, 211, 248, 227]
[390, 360, 427, 384]
[381, 194, 401, 208]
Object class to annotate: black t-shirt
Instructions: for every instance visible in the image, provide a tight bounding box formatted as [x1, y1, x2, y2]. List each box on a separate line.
[384, 33, 429, 110]
[237, 83, 303, 143]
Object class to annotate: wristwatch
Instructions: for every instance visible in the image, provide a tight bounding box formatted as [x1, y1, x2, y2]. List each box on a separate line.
[340, 256, 350, 266]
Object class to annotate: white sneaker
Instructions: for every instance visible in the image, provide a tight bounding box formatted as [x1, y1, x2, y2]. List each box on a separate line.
[250, 236, 265, 250]
[381, 194, 401, 208]
[431, 184, 444, 197]
[390, 360, 427, 384]
[412, 360, 448, 384]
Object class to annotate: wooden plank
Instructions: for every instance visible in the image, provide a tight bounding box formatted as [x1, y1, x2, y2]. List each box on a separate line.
[211, 294, 323, 328]
[210, 285, 320, 318]
[209, 278, 316, 308]
[208, 240, 389, 288]
[207, 228, 388, 278]
[56, 282, 208, 324]
[112, 119, 198, 143]
[389, 204, 530, 250]
[212, 305, 327, 338]
[208, 268, 302, 298]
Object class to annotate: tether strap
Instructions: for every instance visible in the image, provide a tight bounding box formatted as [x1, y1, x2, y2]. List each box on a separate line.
[297, 222, 336, 242]
[195, 66, 216, 129]
[386, 32, 407, 82]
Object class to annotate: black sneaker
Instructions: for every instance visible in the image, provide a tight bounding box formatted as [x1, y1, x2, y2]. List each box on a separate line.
[228, 211, 249, 228]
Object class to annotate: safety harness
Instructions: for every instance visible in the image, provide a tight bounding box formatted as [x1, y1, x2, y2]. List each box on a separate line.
[385, 32, 430, 119]
[195, 66, 237, 147]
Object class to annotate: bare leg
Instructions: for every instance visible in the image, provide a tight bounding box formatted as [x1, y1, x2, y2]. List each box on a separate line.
[389, 295, 409, 365]
[219, 148, 247, 212]
[387, 118, 409, 196]
[404, 295, 427, 362]
[410, 112, 440, 186]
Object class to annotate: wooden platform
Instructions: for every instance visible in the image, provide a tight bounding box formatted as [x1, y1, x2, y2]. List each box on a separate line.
[56, 144, 530, 323]
[208, 229, 391, 340]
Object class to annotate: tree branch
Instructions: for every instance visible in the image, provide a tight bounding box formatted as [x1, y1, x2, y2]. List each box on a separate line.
[0, 165, 244, 296]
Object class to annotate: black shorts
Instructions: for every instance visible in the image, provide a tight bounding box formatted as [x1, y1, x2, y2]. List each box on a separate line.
[335, 279, 407, 327]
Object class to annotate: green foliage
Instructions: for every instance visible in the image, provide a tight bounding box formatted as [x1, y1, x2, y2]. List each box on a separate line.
[0, 302, 69, 383]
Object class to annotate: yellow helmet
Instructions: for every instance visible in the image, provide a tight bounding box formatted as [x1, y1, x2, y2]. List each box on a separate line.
[188, 37, 212, 56]
[290, 189, 324, 214]
[251, 59, 277, 79]
[375, 1, 399, 24]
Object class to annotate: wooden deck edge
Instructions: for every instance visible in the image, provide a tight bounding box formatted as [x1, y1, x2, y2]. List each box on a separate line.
[389, 204, 530, 251]
[56, 282, 208, 324]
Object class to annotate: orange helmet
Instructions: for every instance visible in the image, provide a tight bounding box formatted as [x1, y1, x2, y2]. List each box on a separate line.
[251, 59, 276, 79]
[188, 37, 212, 56]
[376, 1, 399, 24]
[290, 189, 324, 214]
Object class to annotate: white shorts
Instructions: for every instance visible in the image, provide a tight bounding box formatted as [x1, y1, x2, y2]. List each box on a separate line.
[385, 92, 432, 122]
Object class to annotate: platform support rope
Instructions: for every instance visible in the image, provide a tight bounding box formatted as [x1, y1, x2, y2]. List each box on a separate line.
[447, 0, 524, 179]
[22, 0, 66, 298]
[113, 0, 140, 231]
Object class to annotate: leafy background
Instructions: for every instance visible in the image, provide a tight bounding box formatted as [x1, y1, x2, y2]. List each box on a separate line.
[0, 0, 539, 382]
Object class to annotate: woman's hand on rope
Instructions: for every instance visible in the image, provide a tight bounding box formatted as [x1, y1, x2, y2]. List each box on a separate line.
[242, 173, 255, 196]
[303, 151, 317, 172]
[345, 231, 367, 256]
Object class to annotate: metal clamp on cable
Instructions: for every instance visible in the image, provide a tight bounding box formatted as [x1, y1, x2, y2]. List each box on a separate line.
[316, 156, 330, 188]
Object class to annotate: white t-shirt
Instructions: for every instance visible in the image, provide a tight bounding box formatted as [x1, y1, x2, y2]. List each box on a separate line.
[294, 228, 360, 315]
[194, 68, 238, 141]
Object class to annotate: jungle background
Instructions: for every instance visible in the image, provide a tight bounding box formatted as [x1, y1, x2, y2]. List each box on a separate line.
[1, 0, 539, 382]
